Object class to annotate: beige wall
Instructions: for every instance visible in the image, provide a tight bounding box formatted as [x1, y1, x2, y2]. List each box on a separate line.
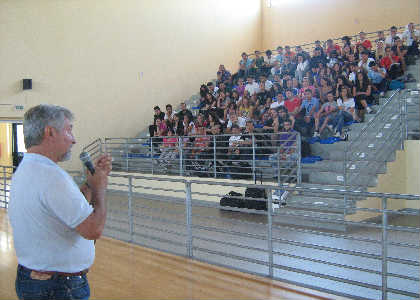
[348, 140, 420, 221]
[262, 0, 420, 49]
[0, 0, 261, 169]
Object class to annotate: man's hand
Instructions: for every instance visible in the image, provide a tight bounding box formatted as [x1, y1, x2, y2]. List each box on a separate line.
[87, 154, 112, 192]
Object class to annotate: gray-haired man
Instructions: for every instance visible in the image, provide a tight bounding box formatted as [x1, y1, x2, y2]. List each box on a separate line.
[8, 104, 112, 300]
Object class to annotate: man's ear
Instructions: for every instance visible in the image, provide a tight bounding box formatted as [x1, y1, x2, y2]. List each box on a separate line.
[44, 126, 57, 140]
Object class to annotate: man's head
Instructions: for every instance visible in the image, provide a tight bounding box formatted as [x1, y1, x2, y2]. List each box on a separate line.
[166, 104, 172, 114]
[304, 89, 313, 100]
[154, 106, 161, 115]
[359, 31, 366, 40]
[266, 49, 272, 57]
[276, 46, 283, 54]
[326, 39, 333, 47]
[255, 50, 261, 57]
[390, 26, 398, 37]
[219, 64, 225, 72]
[180, 102, 187, 111]
[24, 104, 75, 162]
[211, 124, 221, 135]
[283, 120, 292, 131]
[241, 52, 248, 60]
[231, 124, 241, 135]
[361, 50, 369, 61]
[285, 89, 293, 100]
[247, 76, 254, 84]
[285, 45, 291, 53]
[245, 120, 254, 133]
[207, 82, 214, 91]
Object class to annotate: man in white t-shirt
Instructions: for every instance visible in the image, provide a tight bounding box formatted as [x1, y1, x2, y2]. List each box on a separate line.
[385, 26, 403, 47]
[8, 104, 112, 300]
[245, 76, 260, 96]
[358, 50, 375, 72]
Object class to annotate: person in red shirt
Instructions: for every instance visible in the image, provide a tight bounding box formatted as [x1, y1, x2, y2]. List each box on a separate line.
[356, 32, 373, 50]
[380, 46, 404, 79]
[326, 39, 341, 56]
[284, 90, 302, 116]
[284, 45, 296, 61]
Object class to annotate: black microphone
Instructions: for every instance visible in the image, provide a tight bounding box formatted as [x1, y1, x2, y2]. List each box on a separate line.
[80, 152, 95, 175]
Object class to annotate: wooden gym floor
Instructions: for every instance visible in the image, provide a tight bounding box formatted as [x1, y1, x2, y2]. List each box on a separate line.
[0, 209, 347, 300]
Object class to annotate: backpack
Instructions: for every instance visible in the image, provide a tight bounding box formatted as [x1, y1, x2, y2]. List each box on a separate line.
[389, 80, 404, 90]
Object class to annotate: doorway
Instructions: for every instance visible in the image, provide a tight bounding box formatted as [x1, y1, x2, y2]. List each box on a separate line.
[0, 121, 25, 169]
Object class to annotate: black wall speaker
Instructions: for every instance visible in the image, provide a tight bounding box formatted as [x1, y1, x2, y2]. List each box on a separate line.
[22, 79, 32, 90]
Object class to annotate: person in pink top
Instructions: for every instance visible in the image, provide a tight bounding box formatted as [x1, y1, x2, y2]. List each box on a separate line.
[298, 77, 316, 99]
[157, 129, 178, 170]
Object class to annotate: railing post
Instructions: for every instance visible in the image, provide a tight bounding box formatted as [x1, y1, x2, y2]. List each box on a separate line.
[399, 91, 405, 150]
[343, 143, 348, 216]
[266, 188, 273, 278]
[179, 137, 183, 176]
[185, 181, 193, 258]
[128, 176, 133, 243]
[381, 197, 388, 300]
[252, 135, 256, 182]
[404, 92, 408, 140]
[297, 133, 302, 184]
[150, 137, 154, 175]
[125, 138, 129, 172]
[213, 135, 217, 178]
[277, 147, 280, 186]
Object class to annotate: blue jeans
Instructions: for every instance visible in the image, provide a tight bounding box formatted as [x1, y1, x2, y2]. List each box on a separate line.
[16, 265, 90, 300]
[332, 111, 353, 134]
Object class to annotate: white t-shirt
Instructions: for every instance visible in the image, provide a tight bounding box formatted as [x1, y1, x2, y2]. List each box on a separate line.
[264, 56, 277, 66]
[8, 153, 94, 272]
[245, 82, 260, 96]
[337, 97, 355, 112]
[227, 117, 246, 128]
[358, 58, 375, 72]
[164, 111, 176, 120]
[264, 80, 273, 91]
[385, 34, 402, 46]
[403, 30, 420, 46]
[229, 135, 242, 147]
[270, 100, 285, 109]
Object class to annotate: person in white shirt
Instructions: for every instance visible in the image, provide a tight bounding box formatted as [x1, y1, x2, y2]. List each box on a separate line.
[9, 104, 112, 300]
[226, 113, 246, 132]
[260, 74, 273, 91]
[385, 26, 402, 47]
[245, 76, 260, 96]
[358, 50, 375, 72]
[337, 87, 358, 122]
[270, 93, 285, 109]
[403, 22, 420, 56]
[164, 104, 176, 124]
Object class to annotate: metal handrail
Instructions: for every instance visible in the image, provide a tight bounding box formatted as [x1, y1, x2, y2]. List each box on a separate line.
[101, 172, 420, 300]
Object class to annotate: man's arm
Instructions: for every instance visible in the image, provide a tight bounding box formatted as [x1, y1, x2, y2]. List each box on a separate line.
[76, 154, 112, 240]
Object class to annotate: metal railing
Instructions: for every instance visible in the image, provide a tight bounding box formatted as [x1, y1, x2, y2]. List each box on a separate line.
[0, 166, 15, 209]
[343, 90, 404, 192]
[400, 89, 420, 139]
[87, 132, 302, 184]
[103, 173, 420, 300]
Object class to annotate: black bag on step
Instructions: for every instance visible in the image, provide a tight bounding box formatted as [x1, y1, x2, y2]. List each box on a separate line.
[220, 191, 244, 209]
[244, 171, 267, 211]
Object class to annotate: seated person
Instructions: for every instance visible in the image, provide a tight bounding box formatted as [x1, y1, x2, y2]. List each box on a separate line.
[270, 93, 285, 109]
[326, 39, 342, 56]
[334, 88, 355, 137]
[358, 50, 375, 73]
[177, 102, 193, 122]
[284, 89, 302, 116]
[157, 129, 178, 169]
[380, 46, 404, 80]
[385, 26, 402, 47]
[294, 89, 320, 138]
[313, 92, 339, 137]
[245, 76, 260, 96]
[353, 71, 376, 119]
[356, 31, 373, 51]
[164, 104, 176, 128]
[368, 61, 387, 96]
[226, 112, 246, 133]
[189, 126, 211, 173]
[149, 106, 165, 137]
[403, 22, 420, 57]
[217, 64, 232, 83]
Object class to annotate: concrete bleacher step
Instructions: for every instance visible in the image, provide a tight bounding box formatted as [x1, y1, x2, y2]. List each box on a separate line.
[301, 169, 377, 187]
[302, 159, 386, 175]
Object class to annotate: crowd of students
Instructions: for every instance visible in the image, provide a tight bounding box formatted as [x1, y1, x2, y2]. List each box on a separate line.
[147, 23, 419, 176]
